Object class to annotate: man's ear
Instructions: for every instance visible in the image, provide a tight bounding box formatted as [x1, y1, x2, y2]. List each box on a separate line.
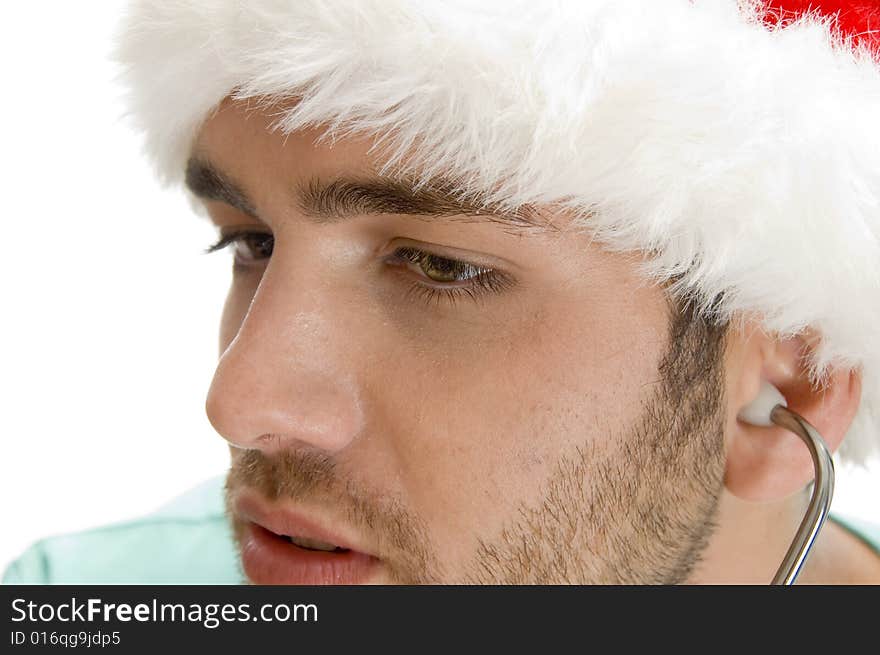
[723, 326, 862, 502]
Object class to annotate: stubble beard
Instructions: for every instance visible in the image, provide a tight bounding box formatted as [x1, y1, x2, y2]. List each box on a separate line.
[225, 307, 728, 584]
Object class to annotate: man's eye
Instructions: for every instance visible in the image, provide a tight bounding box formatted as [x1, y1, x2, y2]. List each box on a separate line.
[205, 230, 274, 265]
[388, 246, 515, 304]
[392, 247, 486, 283]
[204, 235, 515, 305]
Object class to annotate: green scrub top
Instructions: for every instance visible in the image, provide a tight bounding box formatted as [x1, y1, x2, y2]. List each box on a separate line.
[3, 476, 879, 584]
[2, 477, 241, 584]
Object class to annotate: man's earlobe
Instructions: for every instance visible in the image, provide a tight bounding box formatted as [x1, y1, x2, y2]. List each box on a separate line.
[723, 334, 862, 502]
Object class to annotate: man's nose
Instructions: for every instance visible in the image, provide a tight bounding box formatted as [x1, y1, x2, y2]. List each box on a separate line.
[205, 264, 365, 456]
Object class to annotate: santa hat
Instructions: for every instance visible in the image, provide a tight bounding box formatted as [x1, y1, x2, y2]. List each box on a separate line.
[114, 0, 880, 463]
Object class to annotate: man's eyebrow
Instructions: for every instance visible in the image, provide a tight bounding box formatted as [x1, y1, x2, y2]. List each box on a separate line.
[185, 158, 259, 218]
[185, 156, 550, 231]
[296, 176, 548, 231]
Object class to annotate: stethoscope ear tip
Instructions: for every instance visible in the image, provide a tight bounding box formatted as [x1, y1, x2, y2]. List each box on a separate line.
[737, 380, 787, 427]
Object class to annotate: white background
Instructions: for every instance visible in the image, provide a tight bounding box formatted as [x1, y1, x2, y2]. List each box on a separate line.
[1, 4, 878, 572]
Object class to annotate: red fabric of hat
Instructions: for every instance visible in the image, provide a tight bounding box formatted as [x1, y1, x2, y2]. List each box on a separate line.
[763, 0, 880, 50]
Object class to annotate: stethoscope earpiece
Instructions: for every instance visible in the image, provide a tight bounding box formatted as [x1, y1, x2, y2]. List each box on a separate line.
[737, 380, 835, 585]
[737, 380, 787, 427]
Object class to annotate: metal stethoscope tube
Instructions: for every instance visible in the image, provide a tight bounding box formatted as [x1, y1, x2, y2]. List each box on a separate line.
[768, 404, 835, 585]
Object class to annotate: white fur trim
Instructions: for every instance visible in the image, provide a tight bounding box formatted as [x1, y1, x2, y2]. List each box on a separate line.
[114, 0, 880, 462]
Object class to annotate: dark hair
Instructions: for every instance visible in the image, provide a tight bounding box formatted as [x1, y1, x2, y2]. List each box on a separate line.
[663, 291, 729, 380]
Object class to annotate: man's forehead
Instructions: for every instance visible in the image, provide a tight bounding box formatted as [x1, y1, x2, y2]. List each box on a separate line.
[190, 99, 558, 232]
[194, 97, 379, 178]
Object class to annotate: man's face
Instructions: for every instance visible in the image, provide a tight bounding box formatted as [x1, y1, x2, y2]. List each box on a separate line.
[198, 99, 730, 584]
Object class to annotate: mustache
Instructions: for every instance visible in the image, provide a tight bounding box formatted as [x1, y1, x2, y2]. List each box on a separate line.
[227, 448, 337, 502]
[225, 447, 439, 583]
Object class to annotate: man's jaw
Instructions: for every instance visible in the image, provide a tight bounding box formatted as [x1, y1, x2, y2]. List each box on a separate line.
[232, 491, 383, 584]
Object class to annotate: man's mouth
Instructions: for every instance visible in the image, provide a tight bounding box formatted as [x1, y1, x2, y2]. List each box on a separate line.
[234, 494, 379, 584]
[284, 535, 348, 553]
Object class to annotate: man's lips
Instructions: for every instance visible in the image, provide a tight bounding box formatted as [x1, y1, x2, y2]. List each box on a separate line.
[233, 493, 380, 585]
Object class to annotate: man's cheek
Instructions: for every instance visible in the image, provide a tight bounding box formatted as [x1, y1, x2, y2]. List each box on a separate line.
[397, 390, 564, 557]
